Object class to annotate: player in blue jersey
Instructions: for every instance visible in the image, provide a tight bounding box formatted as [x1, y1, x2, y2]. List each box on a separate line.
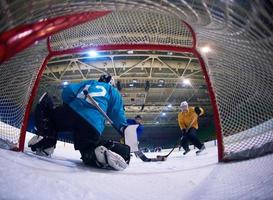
[126, 115, 144, 139]
[28, 74, 130, 170]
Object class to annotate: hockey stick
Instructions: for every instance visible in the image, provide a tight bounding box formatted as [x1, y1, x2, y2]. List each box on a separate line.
[83, 90, 122, 134]
[83, 90, 113, 124]
[83, 90, 163, 162]
[155, 138, 182, 161]
[156, 116, 198, 160]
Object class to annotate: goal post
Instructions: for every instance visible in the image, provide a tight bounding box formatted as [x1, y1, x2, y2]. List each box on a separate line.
[0, 9, 272, 162]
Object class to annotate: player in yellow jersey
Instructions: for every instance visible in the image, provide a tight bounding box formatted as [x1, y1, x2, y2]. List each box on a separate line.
[178, 101, 205, 155]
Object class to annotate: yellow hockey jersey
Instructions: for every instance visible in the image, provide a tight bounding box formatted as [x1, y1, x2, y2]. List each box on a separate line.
[178, 106, 204, 130]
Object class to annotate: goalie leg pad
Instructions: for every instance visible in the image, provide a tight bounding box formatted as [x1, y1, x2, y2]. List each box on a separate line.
[28, 135, 55, 157]
[28, 135, 56, 153]
[28, 135, 43, 148]
[102, 141, 131, 164]
[34, 92, 55, 137]
[94, 146, 128, 171]
[80, 142, 130, 170]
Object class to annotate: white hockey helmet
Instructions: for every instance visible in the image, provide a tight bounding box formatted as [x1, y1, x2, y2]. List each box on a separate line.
[180, 101, 188, 111]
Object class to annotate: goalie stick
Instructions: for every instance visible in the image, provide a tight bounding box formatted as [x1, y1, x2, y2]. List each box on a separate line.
[83, 90, 163, 162]
[83, 90, 114, 125]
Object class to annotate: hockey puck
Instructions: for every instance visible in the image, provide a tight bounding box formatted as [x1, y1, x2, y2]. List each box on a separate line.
[156, 155, 167, 161]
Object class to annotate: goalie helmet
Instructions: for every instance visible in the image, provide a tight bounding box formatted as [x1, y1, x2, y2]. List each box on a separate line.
[98, 74, 115, 86]
[135, 115, 142, 120]
[180, 101, 188, 111]
[135, 115, 142, 124]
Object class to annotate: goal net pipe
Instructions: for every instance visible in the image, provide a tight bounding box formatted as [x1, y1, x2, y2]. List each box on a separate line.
[1, 9, 270, 162]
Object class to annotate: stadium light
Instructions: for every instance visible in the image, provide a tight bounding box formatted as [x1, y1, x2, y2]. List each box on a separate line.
[161, 112, 166, 116]
[183, 79, 191, 86]
[200, 46, 211, 53]
[167, 104, 172, 108]
[62, 81, 69, 86]
[87, 50, 98, 57]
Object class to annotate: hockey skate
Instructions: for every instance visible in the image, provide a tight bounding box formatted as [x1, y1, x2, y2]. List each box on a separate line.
[196, 145, 206, 155]
[28, 135, 55, 157]
[183, 149, 191, 155]
[94, 146, 128, 170]
[28, 92, 56, 156]
[35, 147, 55, 157]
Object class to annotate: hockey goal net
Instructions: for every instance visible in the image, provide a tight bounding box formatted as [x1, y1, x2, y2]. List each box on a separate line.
[0, 1, 273, 162]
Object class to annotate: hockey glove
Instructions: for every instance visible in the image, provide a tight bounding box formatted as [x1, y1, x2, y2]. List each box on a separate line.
[181, 129, 187, 135]
[194, 106, 202, 116]
[120, 126, 127, 137]
[120, 137, 125, 144]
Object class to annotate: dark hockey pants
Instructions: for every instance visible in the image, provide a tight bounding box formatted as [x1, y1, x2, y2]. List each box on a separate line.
[180, 128, 203, 151]
[34, 95, 130, 166]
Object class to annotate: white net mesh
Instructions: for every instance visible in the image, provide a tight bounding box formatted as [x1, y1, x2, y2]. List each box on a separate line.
[50, 11, 193, 50]
[0, 0, 272, 160]
[0, 40, 48, 145]
[194, 1, 273, 159]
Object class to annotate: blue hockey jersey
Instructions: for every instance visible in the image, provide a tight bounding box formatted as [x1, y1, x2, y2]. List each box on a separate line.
[126, 119, 144, 139]
[62, 80, 127, 135]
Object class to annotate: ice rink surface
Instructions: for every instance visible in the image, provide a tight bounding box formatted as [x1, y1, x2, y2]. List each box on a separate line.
[0, 133, 273, 200]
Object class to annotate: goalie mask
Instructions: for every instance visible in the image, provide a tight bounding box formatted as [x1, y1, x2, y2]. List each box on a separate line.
[98, 74, 115, 86]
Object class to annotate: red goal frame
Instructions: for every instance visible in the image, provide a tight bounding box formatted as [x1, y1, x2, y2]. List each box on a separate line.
[0, 11, 224, 161]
